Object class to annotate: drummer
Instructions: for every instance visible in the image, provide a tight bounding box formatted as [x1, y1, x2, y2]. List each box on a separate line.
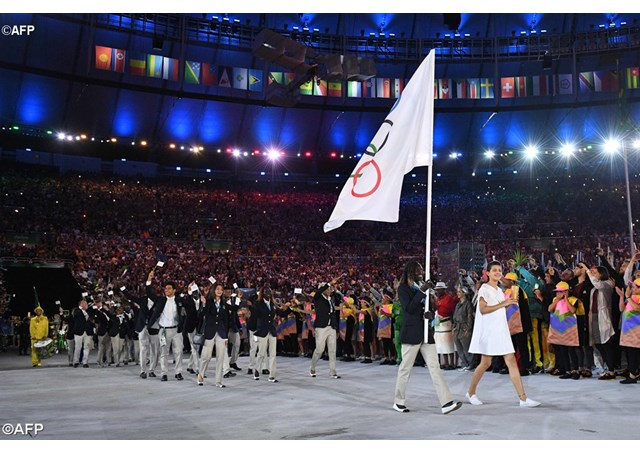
[30, 306, 49, 367]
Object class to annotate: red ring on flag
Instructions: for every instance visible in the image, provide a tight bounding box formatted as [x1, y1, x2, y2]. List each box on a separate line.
[351, 159, 382, 198]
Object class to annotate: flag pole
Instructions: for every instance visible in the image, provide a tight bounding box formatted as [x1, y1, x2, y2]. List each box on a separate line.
[425, 164, 433, 282]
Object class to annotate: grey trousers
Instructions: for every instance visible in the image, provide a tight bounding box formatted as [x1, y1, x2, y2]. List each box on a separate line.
[73, 333, 92, 365]
[394, 343, 453, 407]
[248, 330, 259, 370]
[159, 327, 183, 376]
[66, 338, 75, 364]
[255, 334, 277, 378]
[228, 330, 241, 365]
[186, 330, 200, 371]
[96, 334, 111, 365]
[199, 334, 227, 385]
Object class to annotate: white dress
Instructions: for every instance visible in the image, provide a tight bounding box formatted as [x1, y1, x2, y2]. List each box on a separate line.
[468, 283, 515, 356]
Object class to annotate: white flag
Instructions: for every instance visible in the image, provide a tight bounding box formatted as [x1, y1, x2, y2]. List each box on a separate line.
[323, 49, 435, 233]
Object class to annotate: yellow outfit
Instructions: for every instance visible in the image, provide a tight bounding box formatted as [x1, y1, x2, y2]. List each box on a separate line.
[30, 309, 49, 366]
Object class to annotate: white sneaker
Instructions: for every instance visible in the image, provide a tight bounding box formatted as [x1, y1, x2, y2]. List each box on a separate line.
[466, 392, 483, 405]
[519, 398, 541, 407]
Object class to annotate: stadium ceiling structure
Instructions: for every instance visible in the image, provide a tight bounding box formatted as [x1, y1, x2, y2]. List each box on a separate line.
[0, 12, 639, 178]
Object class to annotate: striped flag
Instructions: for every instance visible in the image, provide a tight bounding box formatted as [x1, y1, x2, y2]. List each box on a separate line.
[328, 80, 342, 97]
[299, 79, 313, 95]
[468, 79, 480, 99]
[112, 48, 126, 73]
[393, 78, 405, 98]
[129, 56, 146, 76]
[314, 79, 328, 96]
[162, 57, 179, 81]
[347, 80, 362, 97]
[146, 54, 163, 78]
[362, 80, 375, 97]
[514, 76, 527, 97]
[532, 75, 551, 96]
[594, 70, 618, 92]
[579, 72, 594, 93]
[626, 67, 639, 89]
[184, 61, 201, 84]
[455, 79, 468, 99]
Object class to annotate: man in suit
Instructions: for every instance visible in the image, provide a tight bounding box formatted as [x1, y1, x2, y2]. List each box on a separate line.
[227, 289, 243, 372]
[146, 269, 189, 382]
[184, 283, 203, 375]
[245, 294, 259, 375]
[392, 261, 462, 415]
[309, 278, 343, 379]
[72, 299, 95, 368]
[253, 285, 290, 383]
[122, 287, 154, 378]
[93, 301, 112, 367]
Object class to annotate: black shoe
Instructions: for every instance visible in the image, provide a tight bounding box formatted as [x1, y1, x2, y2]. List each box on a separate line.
[73, 363, 78, 368]
[161, 375, 168, 382]
[498, 368, 509, 375]
[620, 377, 638, 384]
[82, 364, 89, 368]
[247, 368, 253, 375]
[361, 358, 372, 364]
[186, 368, 196, 375]
[140, 371, 147, 379]
[262, 369, 269, 375]
[148, 371, 156, 378]
[68, 363, 74, 367]
[380, 359, 389, 365]
[253, 369, 260, 380]
[571, 372, 581, 380]
[559, 372, 573, 379]
[224, 371, 236, 378]
[230, 363, 241, 371]
[175, 373, 184, 381]
[520, 369, 530, 376]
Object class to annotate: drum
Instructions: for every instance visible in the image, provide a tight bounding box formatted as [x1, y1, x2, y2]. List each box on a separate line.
[34, 338, 56, 360]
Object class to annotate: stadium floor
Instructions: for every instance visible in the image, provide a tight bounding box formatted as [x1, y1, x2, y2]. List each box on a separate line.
[0, 349, 636, 444]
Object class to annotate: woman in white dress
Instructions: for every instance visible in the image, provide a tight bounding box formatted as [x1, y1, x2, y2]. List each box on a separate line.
[466, 261, 541, 407]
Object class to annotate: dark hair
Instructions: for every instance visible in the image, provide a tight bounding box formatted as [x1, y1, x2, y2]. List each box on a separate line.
[486, 260, 502, 271]
[400, 261, 423, 285]
[164, 281, 176, 290]
[595, 266, 609, 280]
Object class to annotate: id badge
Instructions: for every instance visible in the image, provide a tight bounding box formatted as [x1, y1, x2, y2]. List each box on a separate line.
[159, 328, 167, 347]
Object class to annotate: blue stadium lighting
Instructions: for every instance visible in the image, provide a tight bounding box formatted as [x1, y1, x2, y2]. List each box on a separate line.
[411, 174, 416, 178]
[633, 139, 640, 150]
[513, 170, 518, 174]
[284, 172, 289, 176]
[121, 159, 127, 162]
[335, 174, 340, 177]
[541, 29, 547, 33]
[449, 152, 460, 159]
[267, 150, 279, 160]
[487, 171, 492, 175]
[560, 143, 576, 156]
[436, 173, 442, 177]
[524, 146, 539, 159]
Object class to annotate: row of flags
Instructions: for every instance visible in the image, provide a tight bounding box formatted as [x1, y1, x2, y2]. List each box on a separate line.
[95, 46, 640, 100]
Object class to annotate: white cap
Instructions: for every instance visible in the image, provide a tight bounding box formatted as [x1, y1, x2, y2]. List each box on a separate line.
[434, 282, 447, 290]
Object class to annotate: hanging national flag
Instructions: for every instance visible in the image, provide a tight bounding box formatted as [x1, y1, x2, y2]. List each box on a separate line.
[162, 57, 179, 81]
[626, 67, 639, 89]
[500, 77, 515, 98]
[323, 50, 436, 232]
[514, 76, 527, 97]
[438, 78, 451, 99]
[376, 78, 391, 98]
[218, 66, 232, 88]
[185, 61, 201, 84]
[328, 80, 342, 97]
[129, 56, 146, 76]
[202, 63, 218, 86]
[314, 79, 328, 96]
[594, 70, 618, 92]
[233, 67, 248, 90]
[579, 72, 594, 93]
[454, 79, 468, 99]
[95, 46, 113, 71]
[112, 48, 126, 73]
[362, 80, 375, 97]
[268, 72, 282, 85]
[347, 80, 362, 97]
[555, 74, 573, 95]
[299, 79, 313, 95]
[480, 78, 494, 98]
[248, 69, 263, 92]
[532, 75, 551, 96]
[284, 73, 296, 85]
[468, 78, 480, 99]
[393, 78, 405, 98]
[146, 54, 163, 78]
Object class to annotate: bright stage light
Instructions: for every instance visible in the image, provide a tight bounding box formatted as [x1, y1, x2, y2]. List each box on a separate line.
[524, 146, 538, 159]
[559, 143, 575, 156]
[604, 139, 620, 153]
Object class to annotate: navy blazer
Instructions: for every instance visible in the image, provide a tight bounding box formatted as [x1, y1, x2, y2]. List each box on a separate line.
[398, 282, 434, 345]
[254, 300, 289, 338]
[146, 285, 187, 333]
[122, 290, 153, 334]
[199, 297, 229, 340]
[72, 307, 94, 336]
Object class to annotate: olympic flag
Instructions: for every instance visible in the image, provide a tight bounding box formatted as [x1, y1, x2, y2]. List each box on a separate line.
[323, 49, 435, 233]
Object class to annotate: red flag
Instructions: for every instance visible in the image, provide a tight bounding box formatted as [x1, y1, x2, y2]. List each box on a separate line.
[95, 46, 112, 71]
[113, 48, 126, 73]
[202, 63, 218, 86]
[501, 77, 515, 98]
[438, 79, 451, 99]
